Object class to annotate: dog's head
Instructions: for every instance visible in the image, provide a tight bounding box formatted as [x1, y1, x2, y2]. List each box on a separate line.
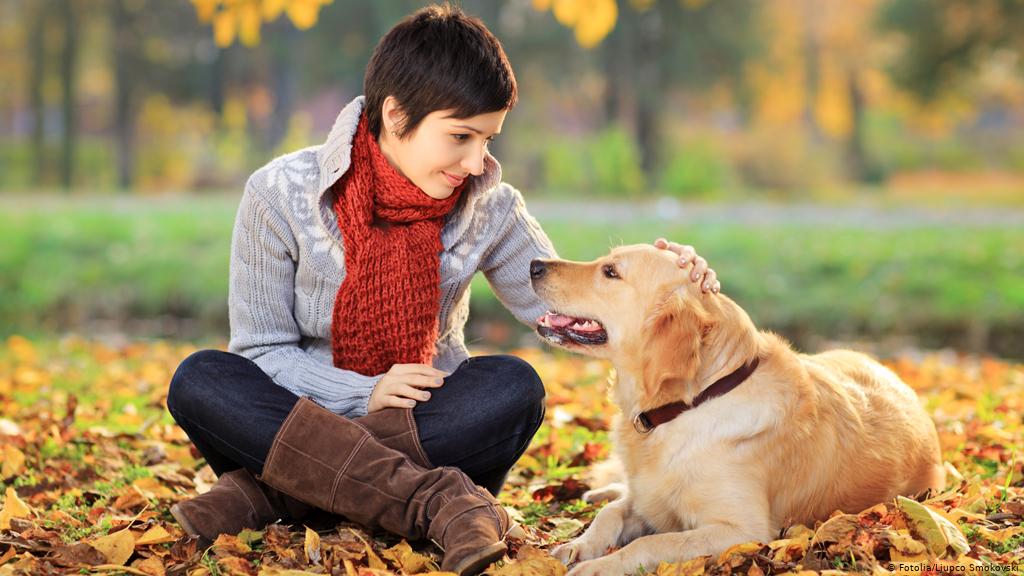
[531, 244, 757, 401]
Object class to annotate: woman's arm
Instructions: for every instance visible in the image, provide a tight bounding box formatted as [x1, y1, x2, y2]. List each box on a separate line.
[227, 182, 382, 418]
[479, 185, 558, 327]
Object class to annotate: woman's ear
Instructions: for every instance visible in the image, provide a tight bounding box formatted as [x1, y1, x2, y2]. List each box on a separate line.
[381, 95, 407, 137]
[640, 292, 711, 399]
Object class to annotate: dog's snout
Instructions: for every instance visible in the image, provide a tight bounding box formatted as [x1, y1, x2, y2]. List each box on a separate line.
[530, 259, 546, 280]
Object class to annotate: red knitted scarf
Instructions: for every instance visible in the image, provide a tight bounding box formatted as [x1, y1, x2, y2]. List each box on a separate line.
[331, 114, 467, 376]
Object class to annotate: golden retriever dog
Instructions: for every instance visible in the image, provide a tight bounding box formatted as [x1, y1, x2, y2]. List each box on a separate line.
[529, 244, 944, 576]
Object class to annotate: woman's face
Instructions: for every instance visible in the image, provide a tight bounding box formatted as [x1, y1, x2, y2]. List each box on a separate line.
[377, 97, 507, 200]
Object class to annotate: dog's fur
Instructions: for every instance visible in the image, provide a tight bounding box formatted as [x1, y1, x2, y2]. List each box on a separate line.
[531, 244, 944, 575]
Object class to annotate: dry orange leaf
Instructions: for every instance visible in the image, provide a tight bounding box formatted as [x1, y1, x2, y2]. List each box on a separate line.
[654, 555, 709, 575]
[212, 533, 252, 556]
[488, 545, 561, 576]
[0, 487, 32, 530]
[131, 555, 167, 576]
[348, 528, 386, 570]
[0, 445, 24, 480]
[897, 496, 970, 558]
[135, 525, 175, 546]
[304, 526, 321, 565]
[381, 539, 435, 573]
[90, 529, 136, 565]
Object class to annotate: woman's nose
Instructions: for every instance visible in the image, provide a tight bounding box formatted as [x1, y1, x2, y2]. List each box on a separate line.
[461, 144, 486, 176]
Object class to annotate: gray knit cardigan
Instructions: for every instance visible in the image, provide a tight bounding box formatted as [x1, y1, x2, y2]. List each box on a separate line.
[227, 96, 558, 417]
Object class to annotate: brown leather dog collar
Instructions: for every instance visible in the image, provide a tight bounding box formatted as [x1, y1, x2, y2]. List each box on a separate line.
[632, 356, 760, 434]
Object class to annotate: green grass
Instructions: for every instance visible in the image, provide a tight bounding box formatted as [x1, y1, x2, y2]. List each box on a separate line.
[2, 194, 1022, 356]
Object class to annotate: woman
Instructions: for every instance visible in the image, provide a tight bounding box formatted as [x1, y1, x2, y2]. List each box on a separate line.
[166, 4, 719, 575]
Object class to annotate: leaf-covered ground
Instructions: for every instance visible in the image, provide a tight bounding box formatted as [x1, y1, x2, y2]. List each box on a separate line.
[0, 336, 1021, 575]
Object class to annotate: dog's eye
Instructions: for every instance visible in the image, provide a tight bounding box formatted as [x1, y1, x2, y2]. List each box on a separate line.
[602, 264, 620, 279]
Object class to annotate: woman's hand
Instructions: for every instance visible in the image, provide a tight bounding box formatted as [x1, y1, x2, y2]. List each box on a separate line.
[368, 363, 448, 412]
[654, 238, 720, 294]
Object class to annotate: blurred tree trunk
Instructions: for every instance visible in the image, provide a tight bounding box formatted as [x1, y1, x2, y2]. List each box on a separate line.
[634, 6, 664, 173]
[845, 69, 867, 182]
[600, 12, 625, 127]
[112, 0, 139, 190]
[28, 0, 47, 186]
[801, 8, 823, 143]
[59, 0, 79, 191]
[268, 22, 299, 152]
[209, 47, 225, 122]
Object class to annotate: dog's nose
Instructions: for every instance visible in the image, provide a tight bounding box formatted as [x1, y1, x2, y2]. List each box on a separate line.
[530, 260, 546, 280]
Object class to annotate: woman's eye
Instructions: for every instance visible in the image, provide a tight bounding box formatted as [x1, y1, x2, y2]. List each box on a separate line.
[602, 265, 619, 279]
[453, 134, 469, 142]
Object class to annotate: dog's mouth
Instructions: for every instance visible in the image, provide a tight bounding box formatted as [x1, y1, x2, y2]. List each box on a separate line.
[536, 311, 608, 346]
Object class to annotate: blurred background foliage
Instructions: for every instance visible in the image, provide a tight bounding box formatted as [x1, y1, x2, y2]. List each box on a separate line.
[5, 0, 1024, 196]
[1, 0, 1022, 357]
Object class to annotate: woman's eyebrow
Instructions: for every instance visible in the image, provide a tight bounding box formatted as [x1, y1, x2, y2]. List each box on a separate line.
[451, 124, 500, 136]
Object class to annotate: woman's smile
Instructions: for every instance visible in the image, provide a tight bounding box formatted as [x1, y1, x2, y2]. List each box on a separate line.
[442, 171, 466, 187]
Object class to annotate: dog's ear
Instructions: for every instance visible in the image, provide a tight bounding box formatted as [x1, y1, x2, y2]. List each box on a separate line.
[641, 291, 712, 399]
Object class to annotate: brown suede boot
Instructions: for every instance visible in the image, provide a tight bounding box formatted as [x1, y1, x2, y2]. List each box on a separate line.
[171, 408, 431, 544]
[259, 398, 508, 576]
[170, 468, 308, 547]
[355, 407, 432, 467]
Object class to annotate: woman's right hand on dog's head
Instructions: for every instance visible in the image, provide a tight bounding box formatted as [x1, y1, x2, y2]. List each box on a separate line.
[367, 363, 448, 412]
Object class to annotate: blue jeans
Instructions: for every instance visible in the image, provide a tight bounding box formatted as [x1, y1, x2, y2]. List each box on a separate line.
[166, 350, 546, 496]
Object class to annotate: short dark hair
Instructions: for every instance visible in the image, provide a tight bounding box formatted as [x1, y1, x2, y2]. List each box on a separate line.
[364, 4, 518, 139]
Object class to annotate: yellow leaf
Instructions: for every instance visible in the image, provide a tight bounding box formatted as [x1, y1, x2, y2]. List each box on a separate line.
[348, 528, 386, 570]
[977, 525, 1024, 544]
[717, 542, 764, 567]
[897, 496, 970, 558]
[768, 527, 812, 565]
[7, 336, 36, 364]
[191, 0, 220, 23]
[552, 0, 580, 26]
[262, 0, 286, 20]
[90, 529, 136, 565]
[132, 477, 175, 500]
[1, 445, 25, 480]
[655, 556, 708, 575]
[0, 487, 32, 530]
[238, 2, 261, 47]
[304, 526, 321, 565]
[219, 556, 256, 575]
[213, 533, 251, 555]
[887, 530, 929, 562]
[532, 0, 553, 10]
[135, 525, 175, 546]
[573, 0, 617, 48]
[286, 0, 319, 30]
[213, 9, 237, 47]
[488, 545, 560, 576]
[258, 568, 324, 575]
[810, 514, 860, 546]
[381, 540, 435, 573]
[132, 555, 167, 576]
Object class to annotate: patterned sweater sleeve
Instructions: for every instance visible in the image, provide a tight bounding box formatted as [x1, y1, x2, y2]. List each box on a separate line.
[479, 184, 560, 327]
[227, 181, 381, 418]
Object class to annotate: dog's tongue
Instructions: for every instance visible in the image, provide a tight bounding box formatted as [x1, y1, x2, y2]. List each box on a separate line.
[539, 312, 576, 328]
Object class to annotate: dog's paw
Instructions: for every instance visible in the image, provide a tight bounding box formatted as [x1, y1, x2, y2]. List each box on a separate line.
[567, 555, 626, 576]
[551, 537, 610, 566]
[582, 482, 627, 504]
[550, 542, 579, 566]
